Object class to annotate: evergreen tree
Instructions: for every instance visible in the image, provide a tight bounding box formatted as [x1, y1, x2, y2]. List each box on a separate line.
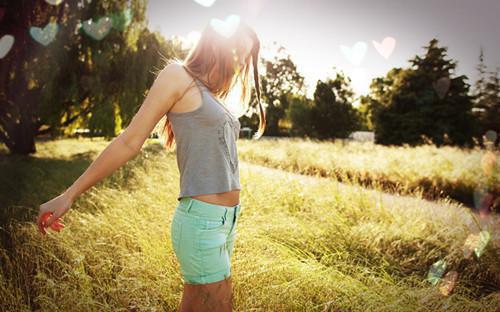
[472, 47, 499, 145]
[374, 39, 476, 147]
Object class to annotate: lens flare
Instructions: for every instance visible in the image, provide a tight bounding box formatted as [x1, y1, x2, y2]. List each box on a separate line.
[463, 230, 491, 259]
[340, 41, 367, 66]
[473, 185, 494, 218]
[481, 150, 496, 176]
[0, 34, 14, 58]
[426, 259, 447, 286]
[194, 0, 216, 7]
[349, 67, 370, 96]
[185, 31, 201, 48]
[29, 22, 59, 46]
[372, 36, 396, 60]
[432, 77, 450, 99]
[82, 16, 113, 40]
[45, 0, 64, 5]
[474, 230, 491, 258]
[111, 8, 132, 32]
[484, 130, 498, 144]
[210, 14, 240, 39]
[438, 271, 458, 296]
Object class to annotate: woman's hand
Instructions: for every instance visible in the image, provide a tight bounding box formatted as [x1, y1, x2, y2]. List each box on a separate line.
[37, 192, 73, 235]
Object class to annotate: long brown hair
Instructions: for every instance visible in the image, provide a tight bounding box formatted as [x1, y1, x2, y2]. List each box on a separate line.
[159, 19, 266, 149]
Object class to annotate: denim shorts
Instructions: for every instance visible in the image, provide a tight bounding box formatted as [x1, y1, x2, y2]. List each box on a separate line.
[170, 196, 242, 285]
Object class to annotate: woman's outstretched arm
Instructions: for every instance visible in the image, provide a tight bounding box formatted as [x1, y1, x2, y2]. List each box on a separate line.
[38, 63, 184, 229]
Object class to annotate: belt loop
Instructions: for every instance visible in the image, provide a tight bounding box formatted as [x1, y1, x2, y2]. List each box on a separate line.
[186, 197, 194, 213]
[222, 208, 228, 224]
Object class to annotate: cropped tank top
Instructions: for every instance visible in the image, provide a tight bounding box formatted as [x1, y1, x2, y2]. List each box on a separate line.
[167, 75, 241, 202]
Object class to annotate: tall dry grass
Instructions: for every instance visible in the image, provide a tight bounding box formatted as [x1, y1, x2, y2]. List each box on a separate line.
[0, 138, 498, 311]
[238, 137, 499, 209]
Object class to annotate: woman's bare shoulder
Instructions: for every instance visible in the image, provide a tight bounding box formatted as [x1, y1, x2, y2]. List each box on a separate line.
[162, 62, 192, 83]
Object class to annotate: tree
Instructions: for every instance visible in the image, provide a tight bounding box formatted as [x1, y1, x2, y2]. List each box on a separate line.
[357, 70, 401, 132]
[0, 0, 181, 154]
[373, 39, 476, 147]
[259, 44, 305, 136]
[472, 47, 500, 144]
[286, 94, 313, 137]
[309, 70, 361, 139]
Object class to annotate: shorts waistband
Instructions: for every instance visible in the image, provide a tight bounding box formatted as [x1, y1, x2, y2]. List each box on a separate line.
[177, 196, 241, 219]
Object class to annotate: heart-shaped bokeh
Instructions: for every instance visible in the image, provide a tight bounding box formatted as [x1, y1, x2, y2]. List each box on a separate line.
[372, 36, 396, 60]
[210, 14, 240, 38]
[0, 34, 14, 59]
[481, 150, 496, 176]
[111, 8, 132, 32]
[463, 232, 479, 259]
[463, 230, 491, 259]
[340, 41, 367, 66]
[474, 230, 491, 258]
[438, 271, 458, 296]
[194, 0, 216, 7]
[473, 185, 494, 217]
[45, 0, 64, 5]
[432, 76, 450, 99]
[426, 259, 446, 286]
[483, 129, 498, 145]
[82, 16, 113, 40]
[29, 22, 59, 46]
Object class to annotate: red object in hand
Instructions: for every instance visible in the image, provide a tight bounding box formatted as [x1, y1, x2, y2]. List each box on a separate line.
[38, 212, 65, 235]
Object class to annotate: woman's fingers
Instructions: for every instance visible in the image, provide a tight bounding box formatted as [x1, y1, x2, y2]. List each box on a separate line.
[51, 220, 65, 230]
[44, 210, 61, 228]
[38, 218, 47, 235]
[38, 212, 65, 235]
[37, 212, 52, 235]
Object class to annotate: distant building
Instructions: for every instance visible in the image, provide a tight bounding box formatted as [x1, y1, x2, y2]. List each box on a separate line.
[72, 128, 91, 137]
[348, 131, 374, 142]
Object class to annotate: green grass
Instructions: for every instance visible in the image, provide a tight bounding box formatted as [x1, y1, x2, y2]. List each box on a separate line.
[237, 137, 500, 210]
[0, 138, 498, 311]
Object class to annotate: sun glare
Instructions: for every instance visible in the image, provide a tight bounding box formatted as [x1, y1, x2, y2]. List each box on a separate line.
[209, 14, 240, 38]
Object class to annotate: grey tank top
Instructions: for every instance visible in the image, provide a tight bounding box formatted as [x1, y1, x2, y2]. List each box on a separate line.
[167, 76, 241, 202]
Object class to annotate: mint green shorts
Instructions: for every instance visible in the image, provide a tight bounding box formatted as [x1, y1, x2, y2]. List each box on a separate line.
[170, 196, 242, 285]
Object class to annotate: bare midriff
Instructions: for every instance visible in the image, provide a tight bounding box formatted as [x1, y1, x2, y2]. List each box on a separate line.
[191, 189, 240, 207]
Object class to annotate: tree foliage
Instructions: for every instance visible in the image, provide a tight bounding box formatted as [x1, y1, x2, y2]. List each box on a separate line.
[309, 71, 360, 139]
[370, 39, 476, 147]
[0, 0, 182, 154]
[472, 47, 500, 145]
[259, 45, 305, 136]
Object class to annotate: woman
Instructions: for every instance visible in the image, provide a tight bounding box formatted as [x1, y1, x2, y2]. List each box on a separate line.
[37, 18, 265, 311]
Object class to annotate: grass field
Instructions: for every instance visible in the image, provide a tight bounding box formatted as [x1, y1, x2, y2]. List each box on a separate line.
[237, 137, 500, 210]
[0, 138, 499, 311]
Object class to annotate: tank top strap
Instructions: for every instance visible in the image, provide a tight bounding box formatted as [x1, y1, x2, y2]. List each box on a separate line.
[193, 77, 209, 92]
[192, 78, 209, 104]
[192, 76, 232, 117]
[180, 65, 207, 96]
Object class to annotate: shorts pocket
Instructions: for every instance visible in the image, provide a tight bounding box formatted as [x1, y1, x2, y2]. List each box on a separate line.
[202, 217, 226, 231]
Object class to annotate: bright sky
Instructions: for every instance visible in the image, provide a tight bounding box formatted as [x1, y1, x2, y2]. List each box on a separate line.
[146, 0, 500, 104]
